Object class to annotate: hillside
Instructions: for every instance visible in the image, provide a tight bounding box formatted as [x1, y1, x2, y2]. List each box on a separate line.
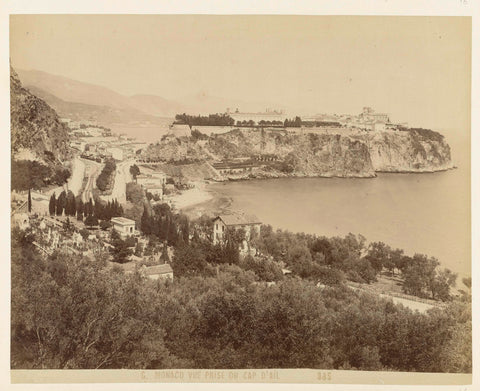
[16, 69, 186, 120]
[11, 67, 70, 162]
[10, 67, 73, 191]
[16, 69, 135, 110]
[15, 69, 286, 125]
[26, 85, 168, 125]
[140, 127, 453, 180]
[128, 94, 186, 117]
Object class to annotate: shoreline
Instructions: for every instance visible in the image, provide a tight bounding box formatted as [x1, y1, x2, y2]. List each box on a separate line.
[178, 185, 233, 219]
[177, 179, 469, 304]
[172, 182, 233, 218]
[193, 172, 469, 281]
[176, 162, 458, 216]
[207, 164, 457, 184]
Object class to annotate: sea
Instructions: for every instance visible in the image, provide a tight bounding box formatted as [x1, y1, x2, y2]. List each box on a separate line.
[209, 131, 471, 279]
[117, 122, 471, 279]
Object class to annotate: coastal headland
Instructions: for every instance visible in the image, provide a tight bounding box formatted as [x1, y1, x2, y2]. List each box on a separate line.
[139, 126, 453, 183]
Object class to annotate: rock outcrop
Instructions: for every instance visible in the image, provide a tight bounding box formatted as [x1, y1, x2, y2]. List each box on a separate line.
[361, 129, 452, 172]
[10, 66, 73, 190]
[10, 66, 71, 162]
[141, 127, 452, 180]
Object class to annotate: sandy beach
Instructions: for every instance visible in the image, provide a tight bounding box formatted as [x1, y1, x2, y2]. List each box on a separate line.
[176, 182, 233, 219]
[171, 182, 214, 209]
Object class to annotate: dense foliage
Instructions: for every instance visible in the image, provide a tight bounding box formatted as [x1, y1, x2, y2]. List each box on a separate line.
[175, 113, 235, 127]
[140, 204, 183, 247]
[11, 160, 71, 191]
[96, 158, 116, 192]
[400, 127, 445, 143]
[136, 200, 458, 302]
[190, 129, 209, 141]
[11, 228, 471, 371]
[302, 121, 342, 128]
[109, 229, 133, 264]
[129, 164, 140, 180]
[284, 116, 303, 127]
[49, 192, 123, 223]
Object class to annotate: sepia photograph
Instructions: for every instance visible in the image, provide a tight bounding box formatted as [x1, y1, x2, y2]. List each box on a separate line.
[4, 5, 477, 389]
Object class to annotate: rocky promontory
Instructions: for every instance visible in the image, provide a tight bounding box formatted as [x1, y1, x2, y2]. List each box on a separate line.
[139, 127, 452, 181]
[360, 128, 452, 173]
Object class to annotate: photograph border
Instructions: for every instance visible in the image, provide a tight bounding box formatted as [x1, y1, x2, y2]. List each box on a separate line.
[1, 1, 478, 390]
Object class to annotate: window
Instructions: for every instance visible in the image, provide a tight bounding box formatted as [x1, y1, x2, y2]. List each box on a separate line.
[216, 224, 218, 230]
[222, 225, 225, 232]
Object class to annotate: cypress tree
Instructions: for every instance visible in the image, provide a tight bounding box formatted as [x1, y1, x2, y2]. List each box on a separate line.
[94, 200, 103, 220]
[56, 191, 67, 216]
[159, 216, 168, 241]
[160, 245, 170, 264]
[49, 193, 56, 215]
[181, 217, 189, 244]
[140, 205, 152, 235]
[167, 217, 178, 246]
[76, 199, 84, 221]
[65, 191, 76, 216]
[27, 189, 32, 213]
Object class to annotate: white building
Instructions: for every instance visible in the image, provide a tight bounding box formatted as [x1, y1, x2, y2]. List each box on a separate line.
[107, 147, 124, 161]
[111, 217, 136, 237]
[361, 107, 390, 123]
[137, 172, 167, 187]
[213, 214, 262, 245]
[229, 109, 287, 124]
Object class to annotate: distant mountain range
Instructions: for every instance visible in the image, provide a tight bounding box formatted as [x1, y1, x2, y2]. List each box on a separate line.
[16, 69, 287, 127]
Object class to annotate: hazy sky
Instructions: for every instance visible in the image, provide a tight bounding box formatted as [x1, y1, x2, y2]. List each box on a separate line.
[10, 15, 470, 132]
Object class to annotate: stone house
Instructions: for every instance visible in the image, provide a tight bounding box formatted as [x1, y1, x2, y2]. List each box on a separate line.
[212, 214, 262, 246]
[111, 217, 136, 237]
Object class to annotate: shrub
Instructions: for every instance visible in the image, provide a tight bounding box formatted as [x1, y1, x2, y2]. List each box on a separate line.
[99, 220, 112, 231]
[79, 229, 90, 240]
[84, 215, 99, 228]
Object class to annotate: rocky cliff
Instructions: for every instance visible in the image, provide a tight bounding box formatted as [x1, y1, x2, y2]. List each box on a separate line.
[206, 129, 376, 177]
[11, 66, 71, 162]
[140, 127, 452, 180]
[359, 129, 452, 172]
[10, 67, 73, 191]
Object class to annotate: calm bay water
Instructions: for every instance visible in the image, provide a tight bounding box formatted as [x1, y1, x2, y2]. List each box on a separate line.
[118, 123, 470, 278]
[209, 135, 471, 278]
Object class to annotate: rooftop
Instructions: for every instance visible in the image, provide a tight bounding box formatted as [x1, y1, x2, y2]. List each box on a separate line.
[137, 172, 166, 179]
[214, 213, 262, 226]
[111, 217, 136, 225]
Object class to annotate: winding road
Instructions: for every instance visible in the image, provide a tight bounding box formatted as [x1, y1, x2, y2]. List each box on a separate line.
[81, 160, 102, 204]
[98, 159, 134, 204]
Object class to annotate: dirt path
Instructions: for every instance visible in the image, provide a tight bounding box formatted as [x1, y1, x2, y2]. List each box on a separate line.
[348, 284, 436, 313]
